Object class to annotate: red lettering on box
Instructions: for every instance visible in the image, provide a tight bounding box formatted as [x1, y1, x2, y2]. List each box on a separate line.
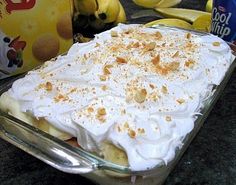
[5, 0, 36, 14]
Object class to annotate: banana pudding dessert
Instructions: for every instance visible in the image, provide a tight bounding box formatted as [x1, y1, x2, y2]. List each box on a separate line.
[0, 24, 234, 171]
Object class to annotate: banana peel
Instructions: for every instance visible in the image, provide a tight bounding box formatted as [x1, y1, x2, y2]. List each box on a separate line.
[155, 7, 211, 23]
[133, 0, 162, 8]
[114, 1, 127, 24]
[74, 0, 97, 15]
[192, 14, 212, 32]
[72, 0, 127, 35]
[145, 18, 193, 29]
[95, 0, 120, 23]
[155, 0, 182, 8]
[206, 0, 213, 12]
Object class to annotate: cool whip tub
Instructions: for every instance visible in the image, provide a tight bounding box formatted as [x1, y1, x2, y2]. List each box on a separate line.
[0, 24, 235, 184]
[211, 0, 236, 44]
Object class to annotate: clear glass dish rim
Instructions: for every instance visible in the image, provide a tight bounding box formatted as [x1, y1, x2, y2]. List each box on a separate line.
[0, 26, 235, 176]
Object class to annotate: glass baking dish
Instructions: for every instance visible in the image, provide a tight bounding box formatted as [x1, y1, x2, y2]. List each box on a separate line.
[0, 27, 235, 185]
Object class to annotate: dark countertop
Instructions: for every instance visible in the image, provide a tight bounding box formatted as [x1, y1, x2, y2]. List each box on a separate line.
[0, 0, 236, 185]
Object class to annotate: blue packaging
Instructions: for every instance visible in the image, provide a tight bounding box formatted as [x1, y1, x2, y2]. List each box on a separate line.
[211, 0, 236, 45]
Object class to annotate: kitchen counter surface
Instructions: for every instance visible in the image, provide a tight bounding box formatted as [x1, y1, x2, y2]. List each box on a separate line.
[0, 0, 235, 185]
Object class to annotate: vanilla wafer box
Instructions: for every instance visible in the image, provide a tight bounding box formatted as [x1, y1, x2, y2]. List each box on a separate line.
[0, 0, 74, 79]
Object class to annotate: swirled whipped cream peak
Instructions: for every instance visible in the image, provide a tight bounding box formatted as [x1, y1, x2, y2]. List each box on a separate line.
[1, 24, 234, 171]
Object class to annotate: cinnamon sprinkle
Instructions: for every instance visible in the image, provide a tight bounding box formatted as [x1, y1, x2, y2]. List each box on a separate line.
[100, 75, 107, 81]
[103, 65, 113, 75]
[87, 107, 94, 113]
[145, 42, 156, 51]
[138, 128, 145, 134]
[134, 88, 147, 103]
[161, 86, 168, 94]
[172, 51, 179, 58]
[45, 82, 52, 91]
[128, 129, 136, 139]
[185, 59, 195, 68]
[176, 98, 185, 104]
[54, 94, 69, 102]
[151, 55, 160, 65]
[155, 31, 162, 39]
[152, 54, 180, 75]
[116, 57, 127, 64]
[186, 32, 191, 39]
[213, 41, 220, 46]
[97, 108, 106, 115]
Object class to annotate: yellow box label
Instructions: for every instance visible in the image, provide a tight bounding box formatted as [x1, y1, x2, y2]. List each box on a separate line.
[0, 0, 73, 79]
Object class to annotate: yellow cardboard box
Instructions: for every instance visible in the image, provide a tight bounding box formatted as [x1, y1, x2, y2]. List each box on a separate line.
[0, 0, 73, 79]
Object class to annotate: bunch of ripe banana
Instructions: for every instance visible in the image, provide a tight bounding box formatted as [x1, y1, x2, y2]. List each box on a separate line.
[73, 0, 126, 37]
[133, 0, 212, 33]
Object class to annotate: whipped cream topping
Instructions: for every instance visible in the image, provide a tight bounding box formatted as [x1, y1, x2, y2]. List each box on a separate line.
[6, 24, 235, 171]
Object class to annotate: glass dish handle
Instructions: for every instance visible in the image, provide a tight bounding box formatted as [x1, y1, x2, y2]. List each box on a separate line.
[0, 110, 97, 174]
